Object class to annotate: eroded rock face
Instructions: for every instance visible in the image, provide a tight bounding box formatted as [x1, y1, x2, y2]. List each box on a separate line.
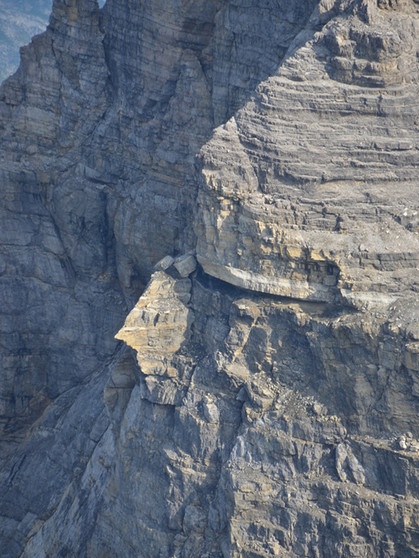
[116, 266, 195, 405]
[109, 271, 419, 557]
[0, 0, 120, 438]
[196, 0, 419, 309]
[0, 0, 52, 83]
[0, 0, 315, 437]
[1, 0, 419, 557]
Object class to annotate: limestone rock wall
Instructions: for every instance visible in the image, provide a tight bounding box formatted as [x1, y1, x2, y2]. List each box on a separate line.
[196, 0, 419, 309]
[0, 0, 418, 557]
[0, 0, 314, 437]
[0, 0, 120, 438]
[100, 270, 419, 557]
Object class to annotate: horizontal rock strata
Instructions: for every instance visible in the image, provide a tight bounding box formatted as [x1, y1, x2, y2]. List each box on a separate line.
[0, 0, 418, 557]
[196, 0, 419, 309]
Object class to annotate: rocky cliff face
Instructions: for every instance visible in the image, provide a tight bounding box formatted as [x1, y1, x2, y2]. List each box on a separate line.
[0, 0, 52, 83]
[0, 0, 418, 557]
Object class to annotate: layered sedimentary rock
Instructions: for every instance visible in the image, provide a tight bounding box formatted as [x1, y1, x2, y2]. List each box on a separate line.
[0, 0, 316, 442]
[0, 0, 418, 557]
[197, 0, 419, 308]
[111, 263, 419, 557]
[0, 0, 52, 82]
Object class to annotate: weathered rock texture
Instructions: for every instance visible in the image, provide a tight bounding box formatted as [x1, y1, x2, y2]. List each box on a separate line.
[197, 0, 419, 308]
[0, 0, 418, 557]
[0, 0, 52, 83]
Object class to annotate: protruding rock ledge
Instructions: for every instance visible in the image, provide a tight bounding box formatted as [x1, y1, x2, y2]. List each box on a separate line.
[115, 270, 193, 362]
[197, 254, 340, 303]
[115, 255, 198, 406]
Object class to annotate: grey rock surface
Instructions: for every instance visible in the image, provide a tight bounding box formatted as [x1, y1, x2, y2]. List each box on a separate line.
[196, 0, 419, 309]
[0, 0, 52, 83]
[0, 0, 418, 557]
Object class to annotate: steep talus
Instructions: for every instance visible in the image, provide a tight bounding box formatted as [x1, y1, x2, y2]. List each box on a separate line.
[0, 0, 418, 557]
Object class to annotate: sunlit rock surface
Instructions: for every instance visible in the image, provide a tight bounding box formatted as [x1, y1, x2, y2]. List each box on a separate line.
[196, 0, 419, 309]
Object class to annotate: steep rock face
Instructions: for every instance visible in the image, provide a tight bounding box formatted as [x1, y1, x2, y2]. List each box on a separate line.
[196, 0, 419, 308]
[0, 0, 419, 557]
[0, 0, 315, 438]
[108, 267, 419, 557]
[0, 0, 52, 83]
[0, 0, 120, 438]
